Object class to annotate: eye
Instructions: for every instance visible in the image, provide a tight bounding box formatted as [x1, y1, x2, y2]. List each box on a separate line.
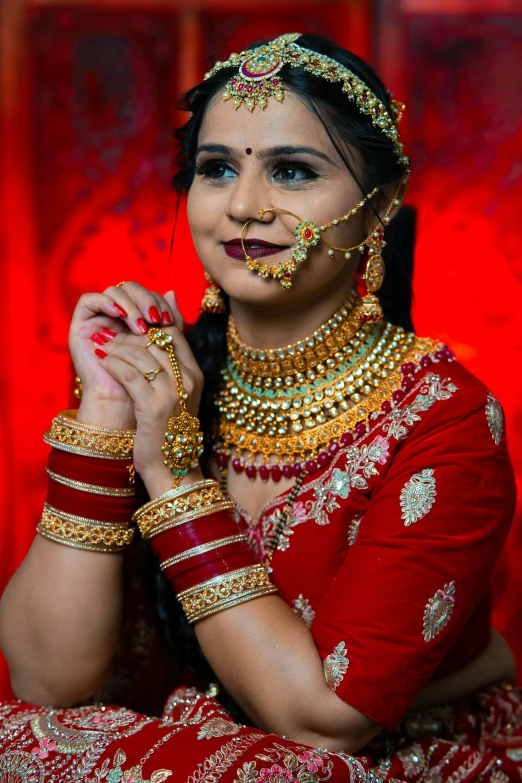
[195, 159, 237, 180]
[273, 161, 319, 183]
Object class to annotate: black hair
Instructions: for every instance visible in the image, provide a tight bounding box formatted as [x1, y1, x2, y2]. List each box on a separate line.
[142, 34, 415, 717]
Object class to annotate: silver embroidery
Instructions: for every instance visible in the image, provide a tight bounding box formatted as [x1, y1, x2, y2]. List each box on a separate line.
[423, 581, 456, 642]
[397, 743, 425, 778]
[383, 375, 458, 440]
[197, 717, 241, 740]
[323, 641, 349, 690]
[292, 594, 316, 628]
[347, 513, 364, 545]
[400, 469, 437, 526]
[486, 392, 503, 446]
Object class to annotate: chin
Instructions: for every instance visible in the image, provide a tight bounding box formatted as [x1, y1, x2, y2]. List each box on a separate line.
[216, 266, 310, 306]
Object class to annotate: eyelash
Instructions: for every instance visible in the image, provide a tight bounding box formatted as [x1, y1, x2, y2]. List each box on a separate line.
[195, 158, 319, 183]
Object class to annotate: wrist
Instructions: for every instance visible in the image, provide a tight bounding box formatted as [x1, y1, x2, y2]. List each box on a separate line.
[77, 396, 136, 429]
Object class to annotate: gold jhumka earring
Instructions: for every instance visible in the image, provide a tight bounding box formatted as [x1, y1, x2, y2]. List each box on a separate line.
[201, 271, 226, 314]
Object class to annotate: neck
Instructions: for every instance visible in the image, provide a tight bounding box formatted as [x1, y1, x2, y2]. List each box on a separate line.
[228, 269, 356, 349]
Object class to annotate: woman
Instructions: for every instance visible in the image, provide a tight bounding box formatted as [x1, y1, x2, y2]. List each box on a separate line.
[0, 32, 519, 783]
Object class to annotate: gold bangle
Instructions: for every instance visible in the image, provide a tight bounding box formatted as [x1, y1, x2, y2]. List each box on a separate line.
[43, 502, 130, 529]
[44, 410, 135, 459]
[38, 509, 134, 553]
[177, 564, 277, 624]
[46, 468, 136, 497]
[133, 480, 227, 535]
[160, 534, 247, 571]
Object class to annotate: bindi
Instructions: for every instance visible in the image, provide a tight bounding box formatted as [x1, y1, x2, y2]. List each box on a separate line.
[245, 148, 252, 155]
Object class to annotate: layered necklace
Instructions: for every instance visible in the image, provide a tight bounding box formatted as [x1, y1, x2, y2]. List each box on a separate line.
[213, 295, 445, 482]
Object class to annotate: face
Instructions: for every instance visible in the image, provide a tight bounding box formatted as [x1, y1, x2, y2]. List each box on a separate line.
[187, 91, 378, 308]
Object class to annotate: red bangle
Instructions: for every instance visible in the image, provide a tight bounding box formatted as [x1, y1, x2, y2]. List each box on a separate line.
[151, 514, 244, 559]
[163, 546, 258, 593]
[48, 448, 134, 488]
[47, 478, 138, 523]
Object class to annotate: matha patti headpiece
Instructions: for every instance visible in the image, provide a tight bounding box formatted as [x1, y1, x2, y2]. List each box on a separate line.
[204, 32, 408, 165]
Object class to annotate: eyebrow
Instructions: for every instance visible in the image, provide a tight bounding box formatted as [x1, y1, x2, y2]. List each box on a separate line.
[195, 143, 334, 165]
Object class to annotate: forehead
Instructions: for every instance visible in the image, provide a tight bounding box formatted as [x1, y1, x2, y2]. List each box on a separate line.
[198, 90, 336, 153]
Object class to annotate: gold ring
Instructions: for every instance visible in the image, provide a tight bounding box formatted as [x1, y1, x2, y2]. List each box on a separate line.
[144, 366, 165, 383]
[115, 281, 126, 288]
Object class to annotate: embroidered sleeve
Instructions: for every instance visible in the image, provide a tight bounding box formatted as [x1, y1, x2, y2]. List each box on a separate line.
[310, 383, 515, 730]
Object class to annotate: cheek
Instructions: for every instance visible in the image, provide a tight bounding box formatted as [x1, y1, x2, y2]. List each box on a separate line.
[187, 184, 224, 241]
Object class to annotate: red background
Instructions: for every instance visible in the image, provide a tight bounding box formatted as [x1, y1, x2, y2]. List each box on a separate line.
[1, 0, 521, 699]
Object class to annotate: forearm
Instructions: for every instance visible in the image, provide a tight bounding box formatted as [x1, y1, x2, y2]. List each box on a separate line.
[0, 400, 137, 706]
[0, 536, 123, 706]
[195, 594, 377, 752]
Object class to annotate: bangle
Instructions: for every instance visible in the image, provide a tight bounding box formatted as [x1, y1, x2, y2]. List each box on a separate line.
[44, 410, 135, 459]
[133, 480, 232, 538]
[37, 507, 134, 553]
[177, 564, 277, 623]
[48, 448, 136, 488]
[46, 468, 136, 497]
[160, 533, 247, 571]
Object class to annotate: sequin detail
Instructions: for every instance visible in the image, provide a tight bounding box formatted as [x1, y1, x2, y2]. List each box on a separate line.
[292, 594, 316, 628]
[347, 513, 364, 546]
[400, 469, 437, 526]
[486, 393, 504, 446]
[197, 718, 242, 740]
[323, 642, 349, 690]
[423, 581, 456, 642]
[397, 743, 426, 777]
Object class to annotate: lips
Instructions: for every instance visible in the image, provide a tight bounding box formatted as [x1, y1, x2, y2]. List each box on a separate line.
[223, 238, 289, 261]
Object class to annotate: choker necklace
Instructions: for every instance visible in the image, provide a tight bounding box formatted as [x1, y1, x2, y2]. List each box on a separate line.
[214, 297, 451, 482]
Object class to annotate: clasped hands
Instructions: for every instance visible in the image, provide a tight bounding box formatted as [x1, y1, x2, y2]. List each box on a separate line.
[69, 281, 204, 498]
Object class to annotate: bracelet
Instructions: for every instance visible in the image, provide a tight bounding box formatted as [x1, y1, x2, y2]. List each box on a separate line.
[177, 564, 277, 624]
[46, 468, 136, 497]
[133, 480, 232, 538]
[48, 448, 136, 488]
[37, 507, 134, 553]
[44, 410, 135, 459]
[160, 533, 247, 571]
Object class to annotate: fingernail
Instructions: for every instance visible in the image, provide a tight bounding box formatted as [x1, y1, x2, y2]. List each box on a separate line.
[91, 333, 108, 346]
[137, 318, 148, 334]
[113, 303, 128, 317]
[95, 348, 107, 358]
[149, 306, 161, 323]
[100, 327, 117, 340]
[161, 311, 172, 325]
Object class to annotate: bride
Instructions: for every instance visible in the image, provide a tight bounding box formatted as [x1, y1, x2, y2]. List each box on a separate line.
[0, 32, 518, 783]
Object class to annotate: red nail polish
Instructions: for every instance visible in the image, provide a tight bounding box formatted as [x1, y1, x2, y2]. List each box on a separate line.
[161, 311, 172, 325]
[137, 318, 148, 334]
[91, 333, 108, 346]
[95, 348, 107, 358]
[149, 306, 161, 323]
[113, 303, 128, 317]
[100, 327, 117, 340]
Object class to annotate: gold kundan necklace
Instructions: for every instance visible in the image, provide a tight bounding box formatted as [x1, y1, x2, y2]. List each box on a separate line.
[213, 296, 445, 482]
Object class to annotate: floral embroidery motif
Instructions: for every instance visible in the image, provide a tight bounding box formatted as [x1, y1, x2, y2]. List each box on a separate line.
[31, 712, 102, 753]
[197, 718, 242, 740]
[506, 748, 522, 762]
[187, 734, 264, 783]
[31, 736, 57, 759]
[0, 750, 46, 782]
[486, 393, 503, 446]
[292, 594, 315, 628]
[87, 748, 172, 783]
[423, 581, 456, 642]
[347, 513, 364, 546]
[383, 376, 458, 441]
[234, 743, 334, 783]
[323, 641, 349, 690]
[400, 469, 437, 526]
[397, 743, 425, 777]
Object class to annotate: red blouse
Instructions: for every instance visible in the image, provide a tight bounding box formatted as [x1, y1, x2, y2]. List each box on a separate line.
[234, 360, 516, 729]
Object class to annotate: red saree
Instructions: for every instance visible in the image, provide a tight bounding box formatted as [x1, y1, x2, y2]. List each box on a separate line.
[0, 357, 520, 783]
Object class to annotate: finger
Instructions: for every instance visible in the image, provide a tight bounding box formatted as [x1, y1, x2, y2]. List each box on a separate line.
[149, 325, 202, 383]
[163, 290, 185, 331]
[151, 291, 175, 327]
[96, 351, 169, 410]
[105, 283, 173, 334]
[74, 292, 133, 324]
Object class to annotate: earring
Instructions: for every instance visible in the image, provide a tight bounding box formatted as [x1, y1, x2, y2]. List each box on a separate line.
[359, 227, 385, 322]
[201, 271, 226, 313]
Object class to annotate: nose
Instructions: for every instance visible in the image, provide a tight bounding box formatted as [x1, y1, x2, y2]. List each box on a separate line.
[225, 166, 274, 226]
